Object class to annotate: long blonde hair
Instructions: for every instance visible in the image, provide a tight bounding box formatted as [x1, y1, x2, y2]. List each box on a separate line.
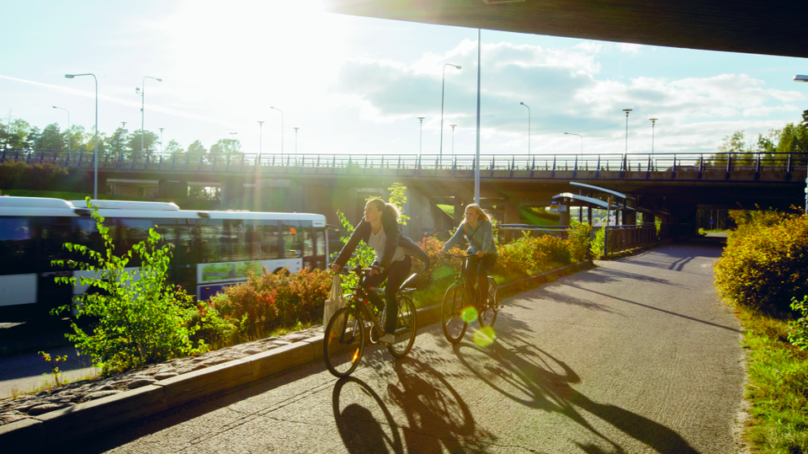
[462, 203, 491, 224]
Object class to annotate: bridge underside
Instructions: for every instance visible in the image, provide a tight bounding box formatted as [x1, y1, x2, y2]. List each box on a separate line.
[324, 0, 808, 59]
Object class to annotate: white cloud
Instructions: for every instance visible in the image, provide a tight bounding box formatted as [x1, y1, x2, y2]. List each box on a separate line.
[616, 43, 642, 54]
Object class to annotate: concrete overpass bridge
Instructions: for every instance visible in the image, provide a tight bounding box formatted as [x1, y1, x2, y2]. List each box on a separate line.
[2, 149, 804, 237]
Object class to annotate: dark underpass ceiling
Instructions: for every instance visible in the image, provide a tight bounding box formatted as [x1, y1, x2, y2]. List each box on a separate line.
[324, 0, 808, 59]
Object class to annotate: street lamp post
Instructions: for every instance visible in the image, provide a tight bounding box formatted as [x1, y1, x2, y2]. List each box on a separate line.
[793, 74, 807, 211]
[136, 76, 162, 154]
[440, 63, 461, 160]
[293, 127, 299, 154]
[417, 117, 425, 156]
[520, 102, 531, 155]
[450, 124, 457, 155]
[258, 121, 264, 154]
[65, 73, 98, 199]
[564, 132, 583, 158]
[52, 106, 70, 151]
[270, 106, 284, 156]
[159, 127, 164, 153]
[622, 109, 633, 153]
[649, 118, 658, 154]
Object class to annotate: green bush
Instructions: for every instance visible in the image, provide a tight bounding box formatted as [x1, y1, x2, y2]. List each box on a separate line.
[590, 227, 606, 258]
[714, 213, 808, 314]
[207, 267, 332, 340]
[52, 198, 206, 376]
[789, 295, 808, 351]
[567, 221, 592, 262]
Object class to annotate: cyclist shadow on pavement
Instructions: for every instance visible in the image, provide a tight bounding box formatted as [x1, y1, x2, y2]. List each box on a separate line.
[452, 330, 698, 454]
[332, 353, 493, 454]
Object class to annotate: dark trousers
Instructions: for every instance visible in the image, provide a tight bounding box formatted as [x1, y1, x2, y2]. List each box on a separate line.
[363, 255, 412, 334]
[464, 254, 497, 305]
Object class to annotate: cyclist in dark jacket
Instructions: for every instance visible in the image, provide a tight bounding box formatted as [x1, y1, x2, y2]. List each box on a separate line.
[332, 199, 428, 344]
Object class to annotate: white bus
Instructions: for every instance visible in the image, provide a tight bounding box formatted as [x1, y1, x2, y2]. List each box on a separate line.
[0, 197, 328, 320]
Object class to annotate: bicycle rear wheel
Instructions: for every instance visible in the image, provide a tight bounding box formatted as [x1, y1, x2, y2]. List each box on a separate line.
[387, 294, 417, 358]
[323, 306, 365, 377]
[442, 283, 469, 343]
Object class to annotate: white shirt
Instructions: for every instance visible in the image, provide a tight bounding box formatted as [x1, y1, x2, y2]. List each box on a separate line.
[367, 227, 406, 265]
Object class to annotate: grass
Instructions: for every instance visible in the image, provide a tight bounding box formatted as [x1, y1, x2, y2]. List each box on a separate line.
[437, 204, 454, 219]
[734, 305, 808, 453]
[699, 228, 731, 234]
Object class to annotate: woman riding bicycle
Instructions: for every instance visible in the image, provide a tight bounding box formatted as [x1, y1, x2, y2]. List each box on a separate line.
[439, 203, 498, 308]
[331, 199, 428, 344]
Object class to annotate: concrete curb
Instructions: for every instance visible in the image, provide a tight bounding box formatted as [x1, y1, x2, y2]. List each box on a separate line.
[1, 260, 591, 452]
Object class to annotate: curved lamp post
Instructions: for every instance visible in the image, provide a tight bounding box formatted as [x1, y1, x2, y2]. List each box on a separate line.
[65, 73, 98, 199]
[622, 109, 633, 153]
[440, 63, 461, 160]
[520, 102, 531, 155]
[450, 124, 457, 155]
[564, 132, 583, 158]
[52, 106, 70, 151]
[136, 76, 162, 154]
[417, 117, 425, 156]
[270, 106, 284, 156]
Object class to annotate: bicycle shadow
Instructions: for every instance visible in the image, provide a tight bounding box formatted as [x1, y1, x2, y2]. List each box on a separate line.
[452, 332, 698, 454]
[333, 354, 493, 453]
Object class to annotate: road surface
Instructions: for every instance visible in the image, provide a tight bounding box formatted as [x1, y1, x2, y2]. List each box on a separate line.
[61, 237, 744, 453]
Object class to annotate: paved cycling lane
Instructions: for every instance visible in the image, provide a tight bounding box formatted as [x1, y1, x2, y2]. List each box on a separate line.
[64, 237, 745, 454]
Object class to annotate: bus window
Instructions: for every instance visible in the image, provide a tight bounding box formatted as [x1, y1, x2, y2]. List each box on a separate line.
[196, 219, 224, 263]
[73, 217, 105, 253]
[253, 220, 280, 260]
[0, 217, 36, 274]
[114, 219, 159, 266]
[39, 217, 73, 269]
[314, 227, 327, 270]
[223, 219, 248, 261]
[281, 221, 304, 258]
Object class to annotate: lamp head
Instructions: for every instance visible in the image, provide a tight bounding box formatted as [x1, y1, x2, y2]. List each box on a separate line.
[456, 65, 462, 70]
[623, 109, 633, 113]
[64, 74, 75, 79]
[794, 75, 808, 82]
[52, 106, 57, 109]
[156, 78, 163, 82]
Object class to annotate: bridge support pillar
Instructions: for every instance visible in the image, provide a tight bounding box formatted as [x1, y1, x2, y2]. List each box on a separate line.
[220, 177, 246, 204]
[503, 199, 520, 224]
[158, 180, 187, 201]
[453, 197, 464, 226]
[405, 187, 431, 240]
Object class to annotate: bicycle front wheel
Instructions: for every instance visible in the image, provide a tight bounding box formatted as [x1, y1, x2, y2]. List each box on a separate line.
[442, 283, 468, 344]
[323, 306, 365, 377]
[479, 277, 498, 328]
[387, 294, 417, 358]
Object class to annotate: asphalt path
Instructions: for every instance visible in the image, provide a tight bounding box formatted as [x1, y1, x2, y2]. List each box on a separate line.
[62, 237, 745, 454]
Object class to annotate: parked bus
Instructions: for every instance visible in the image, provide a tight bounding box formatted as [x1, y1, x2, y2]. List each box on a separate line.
[0, 197, 328, 320]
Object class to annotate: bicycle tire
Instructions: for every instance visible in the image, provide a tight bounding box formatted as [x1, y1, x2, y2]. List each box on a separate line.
[323, 306, 365, 378]
[442, 283, 469, 343]
[387, 294, 417, 358]
[479, 277, 498, 328]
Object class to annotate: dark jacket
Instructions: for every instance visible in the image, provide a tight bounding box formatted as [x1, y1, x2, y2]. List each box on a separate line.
[334, 218, 430, 270]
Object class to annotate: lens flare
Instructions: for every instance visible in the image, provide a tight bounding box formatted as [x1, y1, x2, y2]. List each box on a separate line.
[461, 306, 478, 323]
[473, 326, 496, 347]
[352, 349, 359, 362]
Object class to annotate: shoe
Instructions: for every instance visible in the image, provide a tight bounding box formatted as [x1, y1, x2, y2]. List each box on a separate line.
[379, 333, 395, 344]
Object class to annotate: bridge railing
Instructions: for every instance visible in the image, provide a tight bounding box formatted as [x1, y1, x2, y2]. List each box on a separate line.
[0, 149, 803, 180]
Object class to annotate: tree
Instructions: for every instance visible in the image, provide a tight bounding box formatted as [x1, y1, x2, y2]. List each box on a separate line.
[187, 140, 206, 155]
[107, 127, 129, 156]
[1, 119, 31, 149]
[713, 130, 753, 166]
[126, 129, 159, 155]
[40, 123, 65, 151]
[209, 138, 242, 158]
[64, 126, 87, 152]
[164, 139, 184, 156]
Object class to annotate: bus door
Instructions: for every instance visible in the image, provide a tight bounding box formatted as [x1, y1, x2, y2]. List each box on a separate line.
[175, 219, 197, 293]
[37, 217, 73, 312]
[310, 224, 327, 270]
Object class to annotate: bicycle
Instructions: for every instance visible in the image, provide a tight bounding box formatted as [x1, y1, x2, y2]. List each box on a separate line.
[441, 254, 499, 344]
[323, 264, 419, 378]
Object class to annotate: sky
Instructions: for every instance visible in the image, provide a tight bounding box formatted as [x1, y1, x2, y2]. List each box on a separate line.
[1, 0, 806, 158]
